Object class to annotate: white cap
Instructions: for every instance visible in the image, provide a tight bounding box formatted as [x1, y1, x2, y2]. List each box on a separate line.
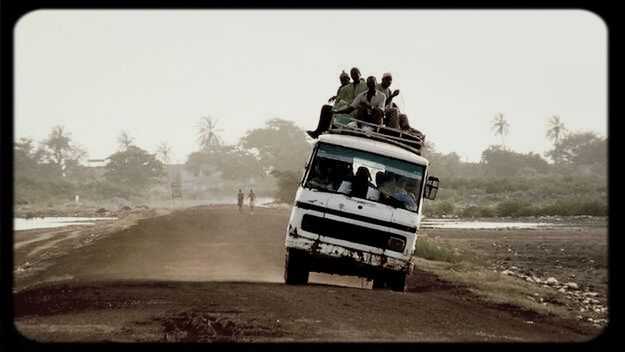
[382, 72, 392, 79]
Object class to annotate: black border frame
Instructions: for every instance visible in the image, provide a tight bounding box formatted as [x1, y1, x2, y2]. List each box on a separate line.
[1, 2, 618, 352]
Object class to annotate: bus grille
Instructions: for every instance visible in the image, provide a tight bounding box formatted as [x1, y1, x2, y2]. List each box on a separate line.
[301, 214, 406, 252]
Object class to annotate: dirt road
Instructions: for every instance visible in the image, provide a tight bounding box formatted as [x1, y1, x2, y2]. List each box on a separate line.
[12, 205, 603, 342]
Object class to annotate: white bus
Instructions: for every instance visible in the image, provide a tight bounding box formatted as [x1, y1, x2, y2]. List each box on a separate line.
[284, 117, 439, 291]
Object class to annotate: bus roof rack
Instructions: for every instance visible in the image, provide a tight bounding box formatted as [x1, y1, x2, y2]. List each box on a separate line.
[326, 115, 425, 155]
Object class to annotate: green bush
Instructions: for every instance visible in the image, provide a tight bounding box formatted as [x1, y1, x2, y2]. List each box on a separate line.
[516, 206, 539, 217]
[459, 205, 496, 217]
[438, 174, 606, 203]
[496, 199, 531, 217]
[15, 178, 77, 204]
[538, 198, 607, 216]
[461, 205, 481, 217]
[485, 179, 511, 194]
[577, 200, 607, 216]
[436, 200, 455, 215]
[478, 207, 497, 217]
[271, 170, 300, 204]
[413, 236, 484, 265]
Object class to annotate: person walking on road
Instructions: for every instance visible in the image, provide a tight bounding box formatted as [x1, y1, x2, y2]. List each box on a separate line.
[237, 189, 245, 213]
[247, 189, 256, 214]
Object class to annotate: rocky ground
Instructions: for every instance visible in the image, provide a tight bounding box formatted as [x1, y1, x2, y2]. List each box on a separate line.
[14, 203, 149, 219]
[426, 226, 608, 328]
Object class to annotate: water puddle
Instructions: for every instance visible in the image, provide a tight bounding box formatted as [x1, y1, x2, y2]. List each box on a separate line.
[14, 217, 117, 231]
[421, 217, 605, 229]
[421, 219, 550, 229]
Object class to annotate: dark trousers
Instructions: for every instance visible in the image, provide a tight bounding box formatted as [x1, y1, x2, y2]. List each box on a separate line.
[311, 105, 335, 134]
[355, 106, 384, 125]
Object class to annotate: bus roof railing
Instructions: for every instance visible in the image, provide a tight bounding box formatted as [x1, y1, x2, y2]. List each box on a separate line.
[326, 115, 425, 155]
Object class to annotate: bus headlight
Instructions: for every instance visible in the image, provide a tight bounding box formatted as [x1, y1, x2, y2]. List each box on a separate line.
[388, 236, 406, 252]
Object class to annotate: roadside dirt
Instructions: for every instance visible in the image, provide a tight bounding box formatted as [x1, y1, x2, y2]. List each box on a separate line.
[12, 205, 605, 342]
[426, 226, 608, 299]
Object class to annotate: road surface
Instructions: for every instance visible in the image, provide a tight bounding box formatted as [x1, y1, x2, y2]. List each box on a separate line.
[13, 205, 599, 342]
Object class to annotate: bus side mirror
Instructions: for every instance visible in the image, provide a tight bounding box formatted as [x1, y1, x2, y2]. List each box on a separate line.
[424, 176, 439, 200]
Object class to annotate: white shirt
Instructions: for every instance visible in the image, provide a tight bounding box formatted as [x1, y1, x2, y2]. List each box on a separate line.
[338, 180, 380, 201]
[376, 83, 393, 108]
[366, 187, 380, 201]
[338, 181, 352, 194]
[351, 90, 387, 110]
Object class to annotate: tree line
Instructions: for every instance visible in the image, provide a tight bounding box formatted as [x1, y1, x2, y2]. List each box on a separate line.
[14, 117, 313, 205]
[14, 113, 606, 211]
[426, 113, 607, 179]
[420, 113, 607, 217]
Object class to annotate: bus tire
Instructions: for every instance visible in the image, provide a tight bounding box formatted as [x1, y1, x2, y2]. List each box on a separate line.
[388, 272, 407, 292]
[372, 277, 386, 289]
[284, 249, 309, 285]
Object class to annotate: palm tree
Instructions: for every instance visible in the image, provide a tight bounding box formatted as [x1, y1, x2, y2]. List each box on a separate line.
[546, 115, 567, 163]
[156, 141, 174, 192]
[196, 115, 223, 152]
[156, 141, 172, 164]
[546, 114, 567, 146]
[491, 113, 510, 148]
[117, 130, 134, 151]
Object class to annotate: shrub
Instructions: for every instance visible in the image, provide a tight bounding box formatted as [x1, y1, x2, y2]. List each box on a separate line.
[577, 200, 607, 216]
[436, 200, 456, 215]
[538, 198, 607, 216]
[485, 179, 513, 194]
[478, 207, 496, 217]
[413, 236, 484, 265]
[516, 206, 538, 217]
[496, 199, 531, 217]
[271, 170, 300, 204]
[461, 205, 481, 218]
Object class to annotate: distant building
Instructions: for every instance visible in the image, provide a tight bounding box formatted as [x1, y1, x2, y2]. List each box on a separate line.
[164, 164, 184, 184]
[82, 158, 109, 179]
[87, 158, 109, 168]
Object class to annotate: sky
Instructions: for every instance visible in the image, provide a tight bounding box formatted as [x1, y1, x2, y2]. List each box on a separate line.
[14, 10, 607, 163]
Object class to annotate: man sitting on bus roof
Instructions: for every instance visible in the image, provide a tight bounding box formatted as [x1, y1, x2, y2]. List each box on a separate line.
[376, 72, 425, 141]
[376, 72, 401, 128]
[306, 67, 367, 139]
[333, 67, 368, 113]
[328, 70, 352, 107]
[334, 76, 387, 129]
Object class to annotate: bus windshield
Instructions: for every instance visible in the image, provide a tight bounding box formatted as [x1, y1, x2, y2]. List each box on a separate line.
[304, 143, 426, 212]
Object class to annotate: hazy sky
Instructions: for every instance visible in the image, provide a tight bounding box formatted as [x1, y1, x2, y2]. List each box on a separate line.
[15, 10, 607, 163]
